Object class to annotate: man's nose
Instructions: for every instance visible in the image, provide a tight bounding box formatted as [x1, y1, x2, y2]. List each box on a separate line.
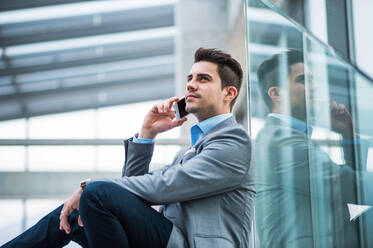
[186, 80, 197, 91]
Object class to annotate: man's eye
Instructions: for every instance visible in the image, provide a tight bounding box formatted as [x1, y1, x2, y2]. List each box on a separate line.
[200, 77, 208, 81]
[296, 75, 305, 83]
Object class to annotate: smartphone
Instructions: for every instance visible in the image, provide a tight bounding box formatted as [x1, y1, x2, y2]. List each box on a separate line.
[173, 97, 189, 120]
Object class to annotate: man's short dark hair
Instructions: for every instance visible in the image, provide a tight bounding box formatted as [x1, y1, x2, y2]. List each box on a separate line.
[257, 49, 304, 110]
[194, 47, 243, 109]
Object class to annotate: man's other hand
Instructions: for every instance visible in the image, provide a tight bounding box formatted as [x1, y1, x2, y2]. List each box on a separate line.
[330, 101, 353, 139]
[139, 97, 188, 139]
[59, 188, 84, 234]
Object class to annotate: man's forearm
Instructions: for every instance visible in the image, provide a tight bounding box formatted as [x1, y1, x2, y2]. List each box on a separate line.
[122, 137, 154, 177]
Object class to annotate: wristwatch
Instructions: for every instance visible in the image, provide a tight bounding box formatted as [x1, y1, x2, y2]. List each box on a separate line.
[80, 178, 91, 190]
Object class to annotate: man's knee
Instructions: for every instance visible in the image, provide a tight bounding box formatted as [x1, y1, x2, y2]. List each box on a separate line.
[79, 180, 140, 224]
[80, 180, 145, 213]
[80, 180, 133, 208]
[83, 181, 110, 195]
[80, 181, 111, 210]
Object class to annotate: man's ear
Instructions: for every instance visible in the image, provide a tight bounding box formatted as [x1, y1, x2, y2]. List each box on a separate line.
[268, 86, 280, 102]
[224, 86, 238, 102]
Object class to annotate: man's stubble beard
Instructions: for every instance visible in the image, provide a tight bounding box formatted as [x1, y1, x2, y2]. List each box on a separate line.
[186, 101, 218, 121]
[185, 104, 198, 114]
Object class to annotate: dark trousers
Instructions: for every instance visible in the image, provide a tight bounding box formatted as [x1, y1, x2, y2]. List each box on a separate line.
[2, 181, 173, 248]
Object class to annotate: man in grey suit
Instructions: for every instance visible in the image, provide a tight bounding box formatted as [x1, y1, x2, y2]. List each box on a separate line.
[2, 48, 254, 248]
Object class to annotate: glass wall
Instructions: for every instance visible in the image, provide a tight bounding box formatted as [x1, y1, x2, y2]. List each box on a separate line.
[246, 0, 373, 247]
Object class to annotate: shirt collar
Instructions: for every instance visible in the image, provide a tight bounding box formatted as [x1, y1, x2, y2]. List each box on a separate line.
[268, 113, 312, 134]
[190, 113, 232, 146]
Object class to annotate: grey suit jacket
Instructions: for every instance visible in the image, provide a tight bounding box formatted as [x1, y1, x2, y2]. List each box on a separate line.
[111, 117, 255, 248]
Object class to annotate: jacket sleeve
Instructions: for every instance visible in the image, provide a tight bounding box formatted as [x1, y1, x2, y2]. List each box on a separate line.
[114, 128, 251, 205]
[121, 137, 154, 177]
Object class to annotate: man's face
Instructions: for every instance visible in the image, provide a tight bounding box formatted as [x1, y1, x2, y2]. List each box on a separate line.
[184, 61, 227, 121]
[287, 62, 310, 120]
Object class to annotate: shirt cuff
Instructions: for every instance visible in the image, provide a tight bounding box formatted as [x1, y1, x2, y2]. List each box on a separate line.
[132, 133, 155, 144]
[340, 134, 363, 145]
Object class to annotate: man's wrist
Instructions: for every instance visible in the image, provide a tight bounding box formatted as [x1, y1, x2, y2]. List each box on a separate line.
[138, 129, 157, 139]
[133, 133, 154, 144]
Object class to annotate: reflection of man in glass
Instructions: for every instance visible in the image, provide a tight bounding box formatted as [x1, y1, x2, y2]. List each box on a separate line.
[255, 50, 362, 248]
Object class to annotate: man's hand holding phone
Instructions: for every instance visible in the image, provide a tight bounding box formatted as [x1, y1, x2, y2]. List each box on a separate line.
[139, 97, 188, 139]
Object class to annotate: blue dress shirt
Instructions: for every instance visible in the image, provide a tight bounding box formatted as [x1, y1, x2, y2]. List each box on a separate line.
[190, 113, 232, 146]
[268, 113, 311, 134]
